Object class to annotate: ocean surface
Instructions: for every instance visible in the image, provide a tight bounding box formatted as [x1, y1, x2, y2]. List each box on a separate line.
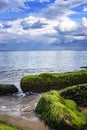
[0, 51, 87, 90]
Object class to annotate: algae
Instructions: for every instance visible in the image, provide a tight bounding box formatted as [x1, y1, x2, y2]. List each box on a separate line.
[60, 83, 87, 107]
[35, 90, 87, 130]
[0, 120, 22, 130]
[21, 70, 87, 92]
[0, 84, 18, 95]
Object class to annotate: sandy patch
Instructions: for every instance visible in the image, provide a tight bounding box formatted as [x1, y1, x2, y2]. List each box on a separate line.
[0, 113, 49, 130]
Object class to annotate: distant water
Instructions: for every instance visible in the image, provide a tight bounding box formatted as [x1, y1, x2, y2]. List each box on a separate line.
[0, 51, 87, 89]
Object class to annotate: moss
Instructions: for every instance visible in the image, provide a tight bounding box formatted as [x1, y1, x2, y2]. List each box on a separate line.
[60, 83, 87, 107]
[21, 70, 87, 93]
[0, 120, 22, 130]
[35, 90, 87, 130]
[0, 84, 18, 95]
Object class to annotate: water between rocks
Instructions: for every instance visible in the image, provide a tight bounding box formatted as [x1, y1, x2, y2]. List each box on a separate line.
[0, 91, 52, 130]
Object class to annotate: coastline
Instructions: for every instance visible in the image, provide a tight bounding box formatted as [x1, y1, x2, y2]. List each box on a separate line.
[0, 113, 50, 130]
[0, 107, 87, 130]
[0, 82, 87, 130]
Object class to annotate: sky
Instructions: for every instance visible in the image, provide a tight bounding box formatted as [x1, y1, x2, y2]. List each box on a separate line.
[0, 0, 87, 50]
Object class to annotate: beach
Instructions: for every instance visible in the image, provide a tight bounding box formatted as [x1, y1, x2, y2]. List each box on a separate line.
[0, 113, 50, 130]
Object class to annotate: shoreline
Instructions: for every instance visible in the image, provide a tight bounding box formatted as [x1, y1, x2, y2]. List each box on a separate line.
[0, 113, 50, 130]
[0, 107, 87, 130]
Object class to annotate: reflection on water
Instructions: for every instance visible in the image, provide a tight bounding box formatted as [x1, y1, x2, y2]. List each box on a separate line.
[0, 51, 87, 90]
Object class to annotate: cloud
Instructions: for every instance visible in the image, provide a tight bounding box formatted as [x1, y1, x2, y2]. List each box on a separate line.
[3, 24, 12, 29]
[57, 17, 77, 32]
[83, 6, 87, 12]
[39, 0, 50, 3]
[0, 15, 58, 47]
[0, 0, 27, 12]
[42, 0, 87, 19]
[0, 13, 87, 50]
[21, 21, 30, 30]
[0, 22, 12, 29]
[82, 17, 87, 28]
[21, 20, 47, 30]
[0, 0, 87, 50]
[0, 0, 50, 12]
[0, 23, 3, 29]
[30, 20, 47, 29]
[25, 0, 50, 3]
[50, 15, 87, 47]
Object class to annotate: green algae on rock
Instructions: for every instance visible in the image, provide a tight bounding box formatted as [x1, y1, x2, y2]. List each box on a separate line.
[60, 83, 87, 107]
[21, 70, 87, 93]
[35, 90, 87, 130]
[0, 120, 22, 130]
[0, 84, 18, 95]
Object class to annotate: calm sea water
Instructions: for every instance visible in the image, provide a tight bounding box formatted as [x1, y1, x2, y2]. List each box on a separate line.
[0, 51, 87, 89]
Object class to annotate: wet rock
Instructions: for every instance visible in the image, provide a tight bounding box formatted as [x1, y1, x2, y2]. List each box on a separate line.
[35, 90, 87, 130]
[0, 84, 18, 95]
[20, 70, 87, 93]
[80, 66, 87, 69]
[60, 83, 87, 107]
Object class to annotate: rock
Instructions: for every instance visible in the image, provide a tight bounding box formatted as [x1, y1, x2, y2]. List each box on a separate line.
[60, 83, 87, 107]
[35, 90, 87, 130]
[0, 84, 18, 95]
[80, 66, 87, 69]
[20, 70, 87, 93]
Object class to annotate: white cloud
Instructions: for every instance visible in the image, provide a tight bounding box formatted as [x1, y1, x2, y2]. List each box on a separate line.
[58, 17, 77, 32]
[0, 13, 87, 47]
[39, 0, 50, 3]
[0, 23, 3, 29]
[0, 0, 50, 12]
[74, 36, 85, 40]
[0, 0, 87, 50]
[82, 17, 87, 28]
[0, 0, 27, 12]
[42, 0, 87, 19]
[83, 6, 87, 12]
[25, 0, 50, 2]
[0, 15, 58, 45]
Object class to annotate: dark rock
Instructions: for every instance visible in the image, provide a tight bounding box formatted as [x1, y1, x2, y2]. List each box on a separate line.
[60, 83, 87, 107]
[0, 84, 18, 95]
[80, 66, 87, 69]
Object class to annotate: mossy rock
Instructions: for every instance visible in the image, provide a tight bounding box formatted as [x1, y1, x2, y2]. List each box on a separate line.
[0, 120, 22, 130]
[21, 70, 87, 93]
[60, 83, 87, 107]
[0, 84, 18, 95]
[35, 90, 87, 130]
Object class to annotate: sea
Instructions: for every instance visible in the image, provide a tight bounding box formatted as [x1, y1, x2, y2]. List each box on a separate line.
[0, 51, 87, 124]
[0, 51, 87, 89]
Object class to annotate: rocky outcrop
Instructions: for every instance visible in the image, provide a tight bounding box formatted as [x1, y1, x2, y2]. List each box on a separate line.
[0, 84, 18, 95]
[35, 90, 87, 130]
[60, 83, 87, 107]
[20, 70, 87, 93]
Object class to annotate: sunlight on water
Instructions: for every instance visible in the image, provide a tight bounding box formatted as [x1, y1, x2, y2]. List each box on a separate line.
[0, 51, 87, 89]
